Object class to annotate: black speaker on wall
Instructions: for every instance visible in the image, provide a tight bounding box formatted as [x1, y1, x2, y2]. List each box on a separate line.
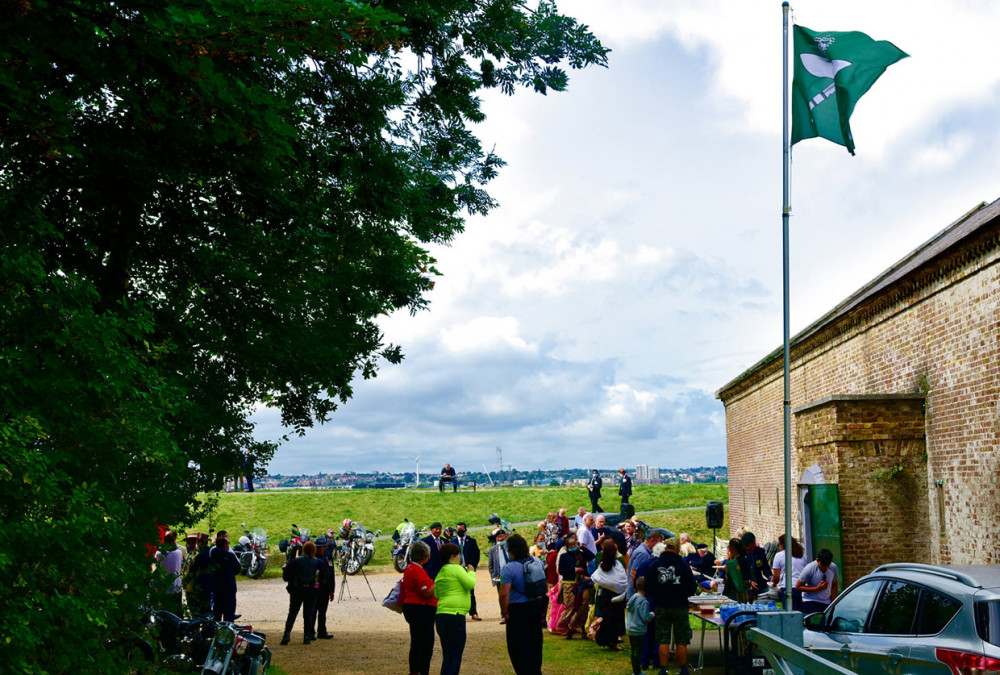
[706, 501, 724, 529]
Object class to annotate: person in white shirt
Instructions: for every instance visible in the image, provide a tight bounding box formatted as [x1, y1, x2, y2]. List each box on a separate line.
[770, 534, 807, 611]
[577, 513, 598, 556]
[796, 548, 838, 615]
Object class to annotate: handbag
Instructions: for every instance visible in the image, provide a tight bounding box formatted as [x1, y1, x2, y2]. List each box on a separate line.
[382, 578, 404, 613]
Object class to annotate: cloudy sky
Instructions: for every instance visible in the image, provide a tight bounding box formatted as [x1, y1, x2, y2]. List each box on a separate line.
[258, 0, 1000, 475]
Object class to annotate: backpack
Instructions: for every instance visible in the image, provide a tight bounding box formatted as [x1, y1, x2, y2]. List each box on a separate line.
[520, 557, 548, 600]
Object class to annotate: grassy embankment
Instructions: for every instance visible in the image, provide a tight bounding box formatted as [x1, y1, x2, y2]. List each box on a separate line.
[187, 483, 728, 576]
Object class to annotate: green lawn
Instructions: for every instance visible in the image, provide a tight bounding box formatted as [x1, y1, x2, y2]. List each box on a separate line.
[186, 483, 728, 575]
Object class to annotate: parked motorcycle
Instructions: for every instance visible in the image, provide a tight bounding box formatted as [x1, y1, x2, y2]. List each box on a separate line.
[201, 620, 271, 675]
[337, 520, 381, 575]
[277, 524, 310, 563]
[390, 520, 425, 573]
[111, 607, 272, 674]
[233, 523, 268, 579]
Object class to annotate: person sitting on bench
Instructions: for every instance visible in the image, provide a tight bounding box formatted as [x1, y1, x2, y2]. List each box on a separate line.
[439, 463, 457, 492]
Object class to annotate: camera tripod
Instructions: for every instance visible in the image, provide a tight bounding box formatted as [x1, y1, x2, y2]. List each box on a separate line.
[337, 561, 377, 602]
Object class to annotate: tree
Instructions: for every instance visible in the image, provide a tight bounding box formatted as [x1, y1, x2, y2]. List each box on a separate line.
[0, 0, 606, 670]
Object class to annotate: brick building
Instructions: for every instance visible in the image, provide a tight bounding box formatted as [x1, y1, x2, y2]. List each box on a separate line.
[716, 197, 1000, 584]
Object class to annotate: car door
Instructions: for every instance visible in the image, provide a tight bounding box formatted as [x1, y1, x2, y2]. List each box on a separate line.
[860, 580, 922, 674]
[804, 579, 884, 671]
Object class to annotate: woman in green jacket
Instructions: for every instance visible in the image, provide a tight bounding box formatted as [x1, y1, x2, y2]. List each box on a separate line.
[434, 543, 477, 675]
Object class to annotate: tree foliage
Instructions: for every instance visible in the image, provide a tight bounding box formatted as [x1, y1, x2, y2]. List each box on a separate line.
[0, 0, 606, 670]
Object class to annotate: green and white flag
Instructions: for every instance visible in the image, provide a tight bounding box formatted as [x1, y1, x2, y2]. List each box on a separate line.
[791, 24, 907, 155]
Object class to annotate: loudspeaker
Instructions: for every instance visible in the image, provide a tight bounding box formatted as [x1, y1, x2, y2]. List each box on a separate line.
[706, 501, 724, 529]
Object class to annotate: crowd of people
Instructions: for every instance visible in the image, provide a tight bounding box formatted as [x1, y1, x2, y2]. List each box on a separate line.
[149, 468, 839, 675]
[394, 468, 717, 675]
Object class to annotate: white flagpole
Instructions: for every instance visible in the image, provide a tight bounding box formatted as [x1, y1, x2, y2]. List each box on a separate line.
[781, 1, 794, 612]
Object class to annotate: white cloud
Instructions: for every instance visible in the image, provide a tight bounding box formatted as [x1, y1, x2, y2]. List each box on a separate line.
[908, 132, 974, 172]
[439, 316, 537, 354]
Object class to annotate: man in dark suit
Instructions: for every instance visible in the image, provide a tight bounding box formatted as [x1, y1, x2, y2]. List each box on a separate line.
[452, 522, 482, 620]
[587, 469, 604, 513]
[617, 467, 632, 512]
[420, 522, 445, 578]
[592, 514, 627, 557]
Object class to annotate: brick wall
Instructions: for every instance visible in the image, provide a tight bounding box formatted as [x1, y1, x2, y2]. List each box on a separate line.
[719, 212, 1000, 572]
[794, 396, 929, 582]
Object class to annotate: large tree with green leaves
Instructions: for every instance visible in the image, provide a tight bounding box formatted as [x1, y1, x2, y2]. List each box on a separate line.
[0, 0, 606, 670]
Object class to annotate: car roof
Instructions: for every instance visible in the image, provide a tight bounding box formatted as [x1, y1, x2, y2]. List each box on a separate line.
[872, 563, 1000, 590]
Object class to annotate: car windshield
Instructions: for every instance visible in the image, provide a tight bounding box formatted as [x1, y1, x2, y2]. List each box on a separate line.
[976, 599, 1000, 647]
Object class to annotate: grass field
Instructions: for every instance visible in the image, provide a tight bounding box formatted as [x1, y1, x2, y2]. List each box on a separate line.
[186, 483, 729, 574]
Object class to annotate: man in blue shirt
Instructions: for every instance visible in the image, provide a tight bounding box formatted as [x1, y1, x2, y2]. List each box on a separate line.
[439, 463, 457, 492]
[627, 528, 664, 599]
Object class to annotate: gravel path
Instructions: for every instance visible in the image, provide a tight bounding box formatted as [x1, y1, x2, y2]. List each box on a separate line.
[237, 569, 510, 674]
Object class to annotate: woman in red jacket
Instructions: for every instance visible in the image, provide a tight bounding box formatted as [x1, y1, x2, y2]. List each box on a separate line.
[402, 540, 437, 675]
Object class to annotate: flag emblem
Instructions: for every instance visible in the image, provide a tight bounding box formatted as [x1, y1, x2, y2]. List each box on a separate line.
[791, 25, 907, 154]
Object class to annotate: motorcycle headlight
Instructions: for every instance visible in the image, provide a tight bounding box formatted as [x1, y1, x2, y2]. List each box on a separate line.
[365, 532, 374, 542]
[214, 626, 236, 648]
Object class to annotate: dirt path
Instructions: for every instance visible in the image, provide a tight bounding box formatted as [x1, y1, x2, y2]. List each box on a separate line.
[237, 569, 512, 674]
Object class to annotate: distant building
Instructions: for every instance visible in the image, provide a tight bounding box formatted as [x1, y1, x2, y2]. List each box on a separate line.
[636, 464, 648, 481]
[649, 466, 660, 484]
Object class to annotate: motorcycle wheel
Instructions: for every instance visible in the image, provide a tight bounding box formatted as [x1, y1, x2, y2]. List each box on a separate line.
[392, 552, 409, 573]
[345, 554, 363, 575]
[361, 547, 374, 566]
[248, 556, 266, 579]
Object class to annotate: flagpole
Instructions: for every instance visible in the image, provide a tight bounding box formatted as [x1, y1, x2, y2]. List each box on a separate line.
[781, 1, 793, 613]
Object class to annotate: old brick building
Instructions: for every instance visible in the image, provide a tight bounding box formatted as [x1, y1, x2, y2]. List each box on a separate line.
[716, 197, 1000, 584]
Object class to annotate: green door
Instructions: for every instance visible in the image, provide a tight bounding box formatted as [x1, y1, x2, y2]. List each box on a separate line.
[806, 484, 844, 586]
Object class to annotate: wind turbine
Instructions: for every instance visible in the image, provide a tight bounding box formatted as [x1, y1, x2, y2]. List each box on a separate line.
[408, 453, 421, 488]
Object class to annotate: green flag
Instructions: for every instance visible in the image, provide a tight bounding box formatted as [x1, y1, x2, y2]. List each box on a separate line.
[791, 24, 907, 155]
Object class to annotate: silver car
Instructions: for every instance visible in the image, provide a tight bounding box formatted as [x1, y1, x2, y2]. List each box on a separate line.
[802, 563, 1000, 674]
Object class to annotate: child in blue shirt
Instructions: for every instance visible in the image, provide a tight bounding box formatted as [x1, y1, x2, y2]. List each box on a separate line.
[626, 576, 654, 675]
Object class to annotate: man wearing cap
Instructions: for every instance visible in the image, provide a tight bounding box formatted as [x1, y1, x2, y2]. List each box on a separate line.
[452, 522, 481, 621]
[587, 469, 604, 513]
[421, 522, 445, 579]
[644, 537, 697, 675]
[487, 528, 511, 624]
[737, 531, 771, 600]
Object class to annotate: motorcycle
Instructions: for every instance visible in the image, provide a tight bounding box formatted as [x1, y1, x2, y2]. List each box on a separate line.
[277, 524, 310, 563]
[201, 620, 271, 675]
[111, 608, 271, 674]
[233, 523, 268, 579]
[337, 520, 381, 576]
[390, 520, 426, 573]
